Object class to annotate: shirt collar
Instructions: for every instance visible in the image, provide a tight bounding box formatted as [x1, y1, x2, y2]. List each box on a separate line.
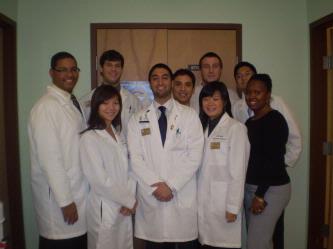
[153, 98, 173, 117]
[101, 81, 121, 91]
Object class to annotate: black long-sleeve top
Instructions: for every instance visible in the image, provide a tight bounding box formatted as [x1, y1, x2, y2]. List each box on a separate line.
[245, 110, 290, 198]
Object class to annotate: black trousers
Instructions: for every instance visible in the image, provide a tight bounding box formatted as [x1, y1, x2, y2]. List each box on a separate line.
[145, 239, 200, 249]
[273, 211, 284, 249]
[39, 233, 87, 249]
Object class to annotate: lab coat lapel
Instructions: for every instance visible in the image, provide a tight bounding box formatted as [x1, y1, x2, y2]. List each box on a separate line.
[208, 112, 229, 140]
[48, 85, 86, 129]
[95, 129, 118, 145]
[146, 104, 163, 147]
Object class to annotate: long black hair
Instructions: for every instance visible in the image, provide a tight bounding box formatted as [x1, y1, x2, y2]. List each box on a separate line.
[199, 81, 232, 130]
[84, 84, 122, 133]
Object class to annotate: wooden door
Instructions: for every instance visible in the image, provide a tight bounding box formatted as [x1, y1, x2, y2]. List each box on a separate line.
[96, 28, 168, 83]
[167, 29, 238, 90]
[91, 24, 241, 90]
[309, 13, 333, 249]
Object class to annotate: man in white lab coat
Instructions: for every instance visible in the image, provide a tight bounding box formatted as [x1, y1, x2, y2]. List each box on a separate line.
[190, 52, 239, 113]
[127, 63, 204, 249]
[80, 49, 141, 136]
[28, 52, 88, 249]
[232, 61, 302, 167]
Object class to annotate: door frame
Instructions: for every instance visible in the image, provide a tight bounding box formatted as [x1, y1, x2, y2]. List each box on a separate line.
[0, 12, 25, 249]
[309, 12, 333, 249]
[90, 23, 242, 89]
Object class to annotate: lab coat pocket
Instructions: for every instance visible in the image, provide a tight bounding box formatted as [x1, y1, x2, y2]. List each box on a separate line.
[210, 181, 228, 216]
[176, 181, 196, 209]
[170, 128, 186, 151]
[101, 201, 121, 228]
[137, 186, 158, 214]
[209, 141, 228, 166]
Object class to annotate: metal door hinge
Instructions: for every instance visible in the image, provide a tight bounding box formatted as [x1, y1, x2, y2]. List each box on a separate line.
[323, 55, 333, 70]
[323, 141, 333, 155]
[321, 224, 329, 237]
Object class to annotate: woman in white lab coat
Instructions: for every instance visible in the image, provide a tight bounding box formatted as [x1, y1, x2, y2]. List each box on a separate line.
[197, 81, 250, 249]
[80, 85, 137, 249]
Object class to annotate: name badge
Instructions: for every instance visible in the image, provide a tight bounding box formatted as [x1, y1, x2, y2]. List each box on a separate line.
[141, 128, 151, 136]
[210, 142, 220, 150]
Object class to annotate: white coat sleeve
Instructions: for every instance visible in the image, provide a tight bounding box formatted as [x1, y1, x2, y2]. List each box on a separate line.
[166, 111, 204, 192]
[80, 133, 136, 209]
[232, 100, 243, 123]
[29, 103, 73, 207]
[226, 123, 250, 214]
[273, 96, 302, 167]
[127, 115, 161, 194]
[232, 99, 249, 124]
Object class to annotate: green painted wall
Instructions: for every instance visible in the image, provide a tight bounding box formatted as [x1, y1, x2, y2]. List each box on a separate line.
[307, 0, 333, 22]
[17, 1, 309, 249]
[0, 0, 17, 21]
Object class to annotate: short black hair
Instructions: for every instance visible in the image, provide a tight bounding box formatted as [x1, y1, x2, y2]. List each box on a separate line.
[199, 81, 232, 130]
[173, 68, 196, 87]
[249, 73, 272, 92]
[148, 63, 173, 82]
[233, 61, 257, 78]
[85, 85, 122, 132]
[99, 50, 124, 67]
[199, 52, 223, 68]
[50, 52, 76, 69]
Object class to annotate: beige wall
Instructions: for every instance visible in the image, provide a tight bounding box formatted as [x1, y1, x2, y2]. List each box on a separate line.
[307, 0, 333, 22]
[0, 0, 17, 21]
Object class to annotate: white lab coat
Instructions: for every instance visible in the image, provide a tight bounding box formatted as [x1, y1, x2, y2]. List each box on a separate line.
[198, 113, 250, 248]
[28, 84, 88, 239]
[127, 99, 204, 242]
[190, 84, 239, 114]
[80, 86, 142, 136]
[232, 94, 302, 167]
[80, 128, 136, 249]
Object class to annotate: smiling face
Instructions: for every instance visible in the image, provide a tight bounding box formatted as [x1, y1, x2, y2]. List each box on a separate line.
[202, 91, 225, 120]
[172, 74, 195, 106]
[149, 67, 172, 104]
[49, 58, 79, 93]
[100, 60, 123, 87]
[235, 65, 255, 94]
[245, 79, 271, 114]
[200, 56, 222, 84]
[98, 96, 121, 127]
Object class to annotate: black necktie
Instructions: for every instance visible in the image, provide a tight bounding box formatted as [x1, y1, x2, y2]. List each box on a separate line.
[158, 106, 167, 146]
[71, 94, 83, 116]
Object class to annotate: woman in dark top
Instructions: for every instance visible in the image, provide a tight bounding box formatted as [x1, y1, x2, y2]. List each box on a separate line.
[244, 74, 291, 249]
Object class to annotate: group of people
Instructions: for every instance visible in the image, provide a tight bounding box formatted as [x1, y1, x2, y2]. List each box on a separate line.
[28, 49, 302, 249]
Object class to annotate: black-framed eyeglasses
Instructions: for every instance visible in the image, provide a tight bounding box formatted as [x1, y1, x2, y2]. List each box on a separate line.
[53, 67, 81, 74]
